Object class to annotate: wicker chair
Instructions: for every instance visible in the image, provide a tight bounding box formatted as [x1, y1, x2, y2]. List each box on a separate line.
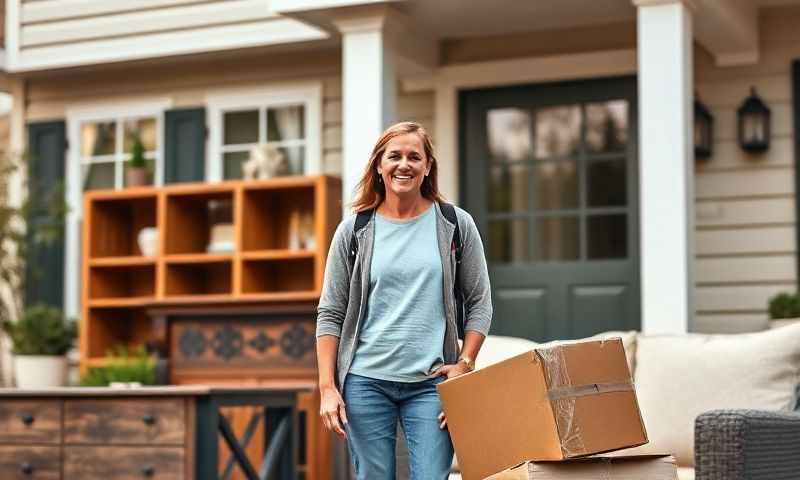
[694, 409, 800, 480]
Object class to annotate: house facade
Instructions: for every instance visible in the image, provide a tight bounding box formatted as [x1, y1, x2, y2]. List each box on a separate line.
[2, 0, 799, 343]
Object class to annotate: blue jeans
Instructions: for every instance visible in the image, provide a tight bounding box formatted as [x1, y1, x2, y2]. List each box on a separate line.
[343, 373, 454, 480]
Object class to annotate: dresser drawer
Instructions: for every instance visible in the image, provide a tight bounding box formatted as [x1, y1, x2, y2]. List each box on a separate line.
[0, 446, 60, 480]
[64, 446, 183, 480]
[0, 400, 61, 444]
[64, 399, 185, 445]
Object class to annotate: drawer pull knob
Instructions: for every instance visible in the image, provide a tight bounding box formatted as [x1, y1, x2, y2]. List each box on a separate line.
[20, 463, 34, 475]
[20, 413, 35, 426]
[142, 414, 156, 425]
[141, 466, 155, 477]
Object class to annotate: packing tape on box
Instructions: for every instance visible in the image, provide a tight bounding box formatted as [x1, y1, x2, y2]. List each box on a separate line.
[535, 346, 634, 458]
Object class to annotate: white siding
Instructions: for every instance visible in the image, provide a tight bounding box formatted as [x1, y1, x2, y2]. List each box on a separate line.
[7, 0, 328, 72]
[692, 6, 800, 332]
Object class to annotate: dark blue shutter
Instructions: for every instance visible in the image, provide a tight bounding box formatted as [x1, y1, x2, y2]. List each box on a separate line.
[25, 121, 66, 309]
[164, 108, 206, 183]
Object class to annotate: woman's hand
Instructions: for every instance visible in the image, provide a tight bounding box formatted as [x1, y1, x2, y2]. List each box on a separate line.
[434, 361, 473, 429]
[319, 385, 348, 438]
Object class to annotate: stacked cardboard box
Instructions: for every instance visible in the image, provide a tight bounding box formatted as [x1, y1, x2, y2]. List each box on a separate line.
[437, 338, 677, 480]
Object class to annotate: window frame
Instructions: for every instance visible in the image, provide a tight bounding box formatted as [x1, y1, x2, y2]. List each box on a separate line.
[206, 82, 322, 181]
[63, 98, 171, 319]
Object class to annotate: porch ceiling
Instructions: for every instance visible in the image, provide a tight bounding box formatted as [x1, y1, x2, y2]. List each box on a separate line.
[398, 0, 635, 39]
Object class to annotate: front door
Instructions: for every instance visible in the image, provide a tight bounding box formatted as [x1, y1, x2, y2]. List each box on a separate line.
[461, 76, 639, 341]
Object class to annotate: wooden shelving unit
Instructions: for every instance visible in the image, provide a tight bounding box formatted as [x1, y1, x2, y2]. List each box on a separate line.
[80, 176, 342, 369]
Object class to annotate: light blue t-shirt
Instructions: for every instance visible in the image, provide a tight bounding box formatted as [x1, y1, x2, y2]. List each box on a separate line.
[348, 204, 446, 382]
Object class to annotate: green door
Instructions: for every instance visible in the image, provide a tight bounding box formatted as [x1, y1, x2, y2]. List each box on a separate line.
[461, 76, 640, 342]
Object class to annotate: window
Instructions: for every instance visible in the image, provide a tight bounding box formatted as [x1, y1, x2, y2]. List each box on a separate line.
[80, 116, 160, 190]
[64, 99, 170, 320]
[207, 83, 321, 181]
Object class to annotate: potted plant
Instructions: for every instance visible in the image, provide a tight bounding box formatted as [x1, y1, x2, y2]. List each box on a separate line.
[126, 132, 150, 187]
[80, 345, 157, 387]
[768, 292, 800, 328]
[2, 304, 77, 388]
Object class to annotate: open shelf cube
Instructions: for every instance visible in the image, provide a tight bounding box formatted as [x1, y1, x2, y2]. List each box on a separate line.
[88, 264, 155, 300]
[84, 307, 152, 360]
[165, 259, 232, 296]
[241, 257, 314, 294]
[241, 185, 315, 251]
[88, 195, 157, 258]
[164, 189, 234, 254]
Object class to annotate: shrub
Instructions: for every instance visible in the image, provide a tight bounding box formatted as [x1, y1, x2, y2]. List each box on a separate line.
[768, 292, 800, 320]
[2, 304, 77, 355]
[79, 345, 156, 386]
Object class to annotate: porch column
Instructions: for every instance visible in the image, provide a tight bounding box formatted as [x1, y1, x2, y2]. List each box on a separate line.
[634, 0, 695, 334]
[334, 12, 397, 212]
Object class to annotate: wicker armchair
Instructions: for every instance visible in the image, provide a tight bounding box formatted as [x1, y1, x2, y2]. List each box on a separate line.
[695, 409, 800, 480]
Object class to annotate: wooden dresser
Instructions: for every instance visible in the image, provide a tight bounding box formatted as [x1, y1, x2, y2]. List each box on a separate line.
[0, 386, 309, 480]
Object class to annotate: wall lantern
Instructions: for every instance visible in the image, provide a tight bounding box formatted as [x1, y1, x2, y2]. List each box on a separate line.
[694, 99, 713, 160]
[737, 87, 771, 153]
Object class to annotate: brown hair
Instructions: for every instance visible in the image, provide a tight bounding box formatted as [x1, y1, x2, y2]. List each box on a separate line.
[350, 121, 445, 213]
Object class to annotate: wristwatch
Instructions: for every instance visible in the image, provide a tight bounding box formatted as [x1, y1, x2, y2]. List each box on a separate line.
[457, 355, 475, 371]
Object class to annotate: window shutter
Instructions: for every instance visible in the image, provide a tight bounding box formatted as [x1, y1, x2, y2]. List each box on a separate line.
[164, 108, 206, 183]
[25, 121, 67, 309]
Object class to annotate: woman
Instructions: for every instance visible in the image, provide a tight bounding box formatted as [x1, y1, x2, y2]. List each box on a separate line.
[316, 121, 492, 479]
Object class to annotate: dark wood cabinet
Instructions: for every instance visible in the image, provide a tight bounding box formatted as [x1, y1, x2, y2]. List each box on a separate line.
[0, 387, 308, 480]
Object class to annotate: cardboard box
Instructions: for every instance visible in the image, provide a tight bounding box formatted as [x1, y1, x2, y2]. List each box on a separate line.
[489, 455, 678, 479]
[437, 338, 648, 480]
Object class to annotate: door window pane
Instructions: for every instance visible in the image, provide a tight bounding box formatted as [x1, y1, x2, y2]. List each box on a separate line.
[267, 105, 305, 141]
[488, 218, 529, 263]
[586, 100, 628, 153]
[587, 159, 626, 207]
[588, 214, 627, 259]
[487, 109, 531, 163]
[81, 121, 116, 157]
[534, 160, 578, 210]
[123, 118, 157, 153]
[224, 110, 259, 145]
[535, 105, 581, 158]
[534, 216, 579, 261]
[489, 165, 529, 213]
[82, 162, 115, 190]
[223, 151, 249, 180]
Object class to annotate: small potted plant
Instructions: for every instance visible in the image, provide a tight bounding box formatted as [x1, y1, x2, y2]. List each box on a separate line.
[2, 304, 77, 388]
[126, 132, 150, 187]
[768, 292, 800, 329]
[79, 344, 157, 387]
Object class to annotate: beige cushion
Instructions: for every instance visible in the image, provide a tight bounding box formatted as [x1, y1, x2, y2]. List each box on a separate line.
[677, 467, 695, 480]
[623, 323, 800, 466]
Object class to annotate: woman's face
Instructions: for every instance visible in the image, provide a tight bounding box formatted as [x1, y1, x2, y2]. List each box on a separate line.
[378, 133, 430, 199]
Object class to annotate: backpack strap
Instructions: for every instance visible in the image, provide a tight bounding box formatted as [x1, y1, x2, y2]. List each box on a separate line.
[438, 201, 462, 263]
[348, 208, 373, 272]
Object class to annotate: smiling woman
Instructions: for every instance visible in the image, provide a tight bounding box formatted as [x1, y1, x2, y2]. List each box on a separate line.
[315, 122, 493, 480]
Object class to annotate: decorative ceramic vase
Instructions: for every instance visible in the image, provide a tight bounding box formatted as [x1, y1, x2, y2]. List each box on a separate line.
[14, 355, 67, 388]
[137, 227, 158, 257]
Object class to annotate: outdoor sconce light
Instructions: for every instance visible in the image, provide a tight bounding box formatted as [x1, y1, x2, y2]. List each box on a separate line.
[737, 87, 771, 154]
[694, 99, 713, 160]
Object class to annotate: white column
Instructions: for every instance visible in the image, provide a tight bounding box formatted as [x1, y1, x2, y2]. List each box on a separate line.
[335, 13, 396, 213]
[635, 0, 695, 334]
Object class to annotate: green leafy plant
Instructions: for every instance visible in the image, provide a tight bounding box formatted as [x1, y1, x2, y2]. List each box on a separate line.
[768, 292, 800, 320]
[0, 153, 68, 327]
[2, 304, 77, 355]
[79, 345, 156, 386]
[128, 132, 147, 169]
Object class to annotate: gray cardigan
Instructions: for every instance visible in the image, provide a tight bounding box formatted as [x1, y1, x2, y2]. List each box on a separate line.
[316, 202, 493, 390]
